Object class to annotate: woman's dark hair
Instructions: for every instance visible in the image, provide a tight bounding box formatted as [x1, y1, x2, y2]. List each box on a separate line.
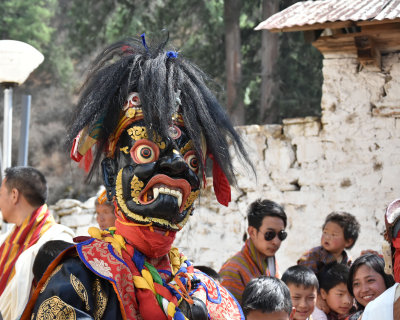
[347, 253, 395, 309]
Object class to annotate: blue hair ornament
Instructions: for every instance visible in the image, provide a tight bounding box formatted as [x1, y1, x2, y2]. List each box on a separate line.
[167, 51, 178, 58]
[140, 33, 149, 52]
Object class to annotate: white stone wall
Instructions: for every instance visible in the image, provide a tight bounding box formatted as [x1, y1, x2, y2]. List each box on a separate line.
[175, 52, 400, 273]
[50, 198, 98, 236]
[49, 52, 400, 276]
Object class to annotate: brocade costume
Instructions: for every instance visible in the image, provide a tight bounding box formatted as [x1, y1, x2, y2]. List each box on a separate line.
[21, 34, 251, 319]
[0, 205, 75, 320]
[23, 235, 243, 319]
[219, 239, 279, 303]
[297, 246, 351, 274]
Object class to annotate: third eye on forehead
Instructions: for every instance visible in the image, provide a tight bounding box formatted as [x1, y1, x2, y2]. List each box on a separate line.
[168, 125, 182, 140]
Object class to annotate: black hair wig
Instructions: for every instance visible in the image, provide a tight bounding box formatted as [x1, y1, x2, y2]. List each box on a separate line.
[66, 33, 252, 184]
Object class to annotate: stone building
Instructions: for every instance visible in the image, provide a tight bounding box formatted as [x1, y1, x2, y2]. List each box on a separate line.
[175, 0, 400, 272]
[49, 0, 400, 273]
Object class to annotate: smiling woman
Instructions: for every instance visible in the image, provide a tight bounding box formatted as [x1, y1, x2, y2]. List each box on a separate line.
[346, 253, 395, 320]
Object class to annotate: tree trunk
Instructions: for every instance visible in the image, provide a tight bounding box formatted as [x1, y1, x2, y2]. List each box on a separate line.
[260, 0, 280, 123]
[224, 0, 244, 125]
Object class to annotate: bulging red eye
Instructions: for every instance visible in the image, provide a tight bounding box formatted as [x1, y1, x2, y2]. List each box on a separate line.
[184, 151, 199, 173]
[130, 140, 159, 164]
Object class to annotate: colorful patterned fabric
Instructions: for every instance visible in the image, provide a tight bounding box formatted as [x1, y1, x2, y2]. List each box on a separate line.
[0, 205, 54, 295]
[21, 247, 123, 319]
[297, 246, 351, 274]
[191, 271, 244, 320]
[22, 237, 244, 320]
[219, 239, 279, 303]
[346, 310, 362, 320]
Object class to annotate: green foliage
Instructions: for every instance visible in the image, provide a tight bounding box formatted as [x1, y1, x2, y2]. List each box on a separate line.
[2, 0, 322, 117]
[65, 0, 119, 57]
[0, 0, 56, 51]
[271, 0, 322, 121]
[65, 0, 226, 86]
[240, 0, 322, 124]
[241, 0, 263, 124]
[274, 31, 322, 121]
[1, 0, 325, 202]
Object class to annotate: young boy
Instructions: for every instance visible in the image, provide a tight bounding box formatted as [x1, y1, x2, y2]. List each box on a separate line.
[317, 263, 353, 320]
[282, 265, 318, 320]
[298, 212, 360, 274]
[242, 276, 295, 320]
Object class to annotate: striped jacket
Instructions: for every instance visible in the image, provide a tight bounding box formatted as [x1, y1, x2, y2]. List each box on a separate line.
[297, 246, 351, 274]
[219, 239, 279, 303]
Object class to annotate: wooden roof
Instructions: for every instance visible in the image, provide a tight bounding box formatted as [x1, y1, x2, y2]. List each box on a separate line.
[255, 0, 400, 32]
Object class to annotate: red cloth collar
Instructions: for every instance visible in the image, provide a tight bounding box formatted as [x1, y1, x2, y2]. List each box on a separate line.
[115, 216, 176, 258]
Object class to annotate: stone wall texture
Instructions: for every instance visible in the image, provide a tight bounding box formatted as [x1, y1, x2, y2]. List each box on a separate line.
[49, 52, 400, 274]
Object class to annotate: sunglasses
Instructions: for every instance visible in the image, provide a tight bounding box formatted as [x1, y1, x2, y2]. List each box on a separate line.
[264, 230, 287, 241]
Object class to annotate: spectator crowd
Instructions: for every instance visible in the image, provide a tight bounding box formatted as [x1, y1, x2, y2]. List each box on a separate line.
[217, 198, 400, 320]
[0, 168, 398, 320]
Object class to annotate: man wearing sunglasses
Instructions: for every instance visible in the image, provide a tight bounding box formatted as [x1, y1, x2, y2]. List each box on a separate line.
[219, 199, 287, 303]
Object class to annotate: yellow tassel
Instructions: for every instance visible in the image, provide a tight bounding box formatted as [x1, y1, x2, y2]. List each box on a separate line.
[88, 227, 103, 239]
[113, 234, 126, 250]
[104, 237, 123, 256]
[133, 276, 153, 290]
[141, 269, 156, 293]
[167, 302, 176, 318]
[169, 247, 187, 275]
[88, 226, 126, 256]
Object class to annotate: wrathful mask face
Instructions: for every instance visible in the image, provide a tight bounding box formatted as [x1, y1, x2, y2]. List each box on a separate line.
[102, 119, 201, 231]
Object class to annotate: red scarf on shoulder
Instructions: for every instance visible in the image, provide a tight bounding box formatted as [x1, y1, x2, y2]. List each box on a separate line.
[0, 205, 54, 295]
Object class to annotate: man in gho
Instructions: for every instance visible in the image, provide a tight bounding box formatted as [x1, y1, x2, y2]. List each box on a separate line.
[21, 34, 252, 320]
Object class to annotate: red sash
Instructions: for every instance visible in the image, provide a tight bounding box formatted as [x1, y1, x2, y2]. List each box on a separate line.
[0, 205, 54, 295]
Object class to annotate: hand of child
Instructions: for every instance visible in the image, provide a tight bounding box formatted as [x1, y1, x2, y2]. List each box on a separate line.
[316, 293, 330, 314]
[360, 249, 382, 257]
